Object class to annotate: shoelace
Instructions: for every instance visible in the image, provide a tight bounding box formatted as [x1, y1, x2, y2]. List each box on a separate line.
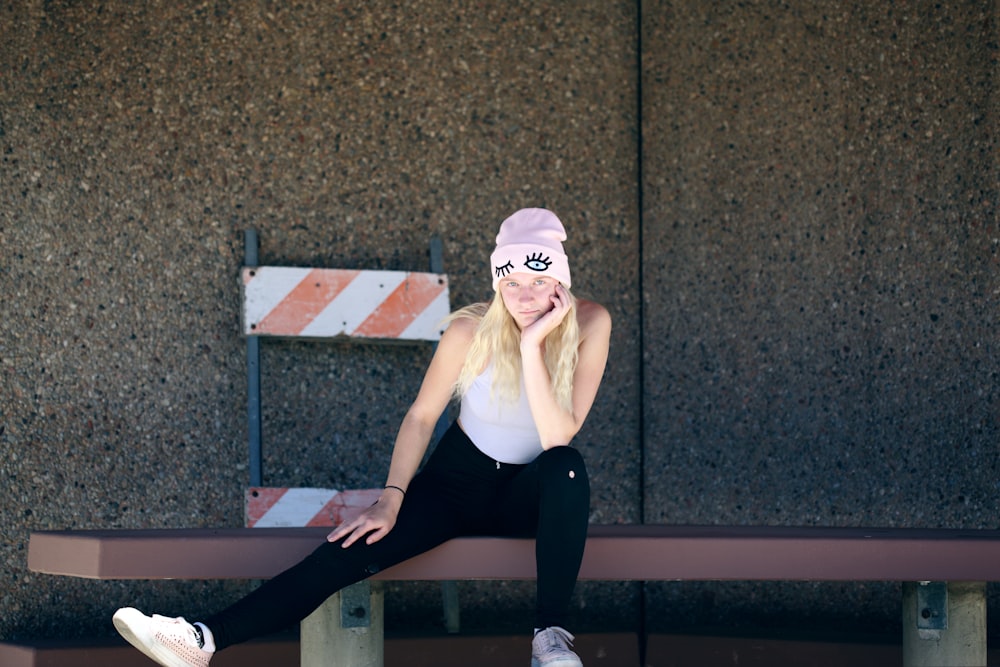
[188, 623, 206, 649]
[537, 627, 575, 654]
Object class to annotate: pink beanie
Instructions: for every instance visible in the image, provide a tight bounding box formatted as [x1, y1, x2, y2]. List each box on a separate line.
[490, 208, 572, 290]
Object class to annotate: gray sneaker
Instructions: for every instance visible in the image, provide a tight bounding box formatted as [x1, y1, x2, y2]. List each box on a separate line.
[531, 626, 583, 667]
[113, 607, 213, 667]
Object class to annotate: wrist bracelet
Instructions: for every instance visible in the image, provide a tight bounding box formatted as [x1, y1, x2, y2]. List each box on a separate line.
[384, 484, 406, 497]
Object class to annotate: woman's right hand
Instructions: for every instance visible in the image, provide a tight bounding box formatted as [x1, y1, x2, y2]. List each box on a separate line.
[326, 492, 402, 548]
[520, 283, 572, 349]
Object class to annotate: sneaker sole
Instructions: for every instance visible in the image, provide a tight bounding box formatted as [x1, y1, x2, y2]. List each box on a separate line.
[113, 607, 193, 667]
[531, 658, 583, 667]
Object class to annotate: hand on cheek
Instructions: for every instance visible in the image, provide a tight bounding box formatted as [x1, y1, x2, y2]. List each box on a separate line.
[522, 285, 569, 345]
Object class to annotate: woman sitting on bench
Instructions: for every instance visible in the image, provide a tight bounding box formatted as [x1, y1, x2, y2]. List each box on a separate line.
[113, 207, 613, 667]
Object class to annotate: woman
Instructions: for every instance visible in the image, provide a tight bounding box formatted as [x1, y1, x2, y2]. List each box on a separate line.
[113, 207, 612, 667]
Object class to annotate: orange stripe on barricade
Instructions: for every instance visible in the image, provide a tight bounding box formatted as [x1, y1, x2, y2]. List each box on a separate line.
[253, 268, 360, 336]
[245, 487, 290, 527]
[354, 273, 447, 338]
[306, 489, 382, 527]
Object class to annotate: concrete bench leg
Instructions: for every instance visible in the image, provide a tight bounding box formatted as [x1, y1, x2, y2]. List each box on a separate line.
[442, 580, 460, 633]
[902, 581, 986, 667]
[301, 581, 385, 667]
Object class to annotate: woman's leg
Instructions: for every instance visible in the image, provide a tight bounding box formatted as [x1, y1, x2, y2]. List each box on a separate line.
[205, 474, 463, 650]
[205, 421, 503, 650]
[487, 446, 590, 630]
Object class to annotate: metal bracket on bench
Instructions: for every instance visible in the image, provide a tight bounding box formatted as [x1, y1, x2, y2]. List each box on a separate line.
[915, 581, 948, 631]
[341, 581, 371, 628]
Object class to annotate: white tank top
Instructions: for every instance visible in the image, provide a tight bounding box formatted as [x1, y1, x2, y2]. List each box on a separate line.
[459, 364, 543, 464]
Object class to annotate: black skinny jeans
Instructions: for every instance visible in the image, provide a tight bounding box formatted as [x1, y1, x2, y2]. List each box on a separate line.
[206, 422, 590, 650]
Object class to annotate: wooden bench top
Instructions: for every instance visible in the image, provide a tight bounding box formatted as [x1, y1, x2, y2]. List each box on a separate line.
[29, 524, 1000, 582]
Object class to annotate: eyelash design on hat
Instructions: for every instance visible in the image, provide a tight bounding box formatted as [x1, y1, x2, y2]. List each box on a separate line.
[495, 260, 514, 278]
[524, 252, 552, 272]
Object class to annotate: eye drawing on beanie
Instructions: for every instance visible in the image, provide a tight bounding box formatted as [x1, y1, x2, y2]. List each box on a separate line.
[495, 260, 514, 279]
[524, 252, 552, 272]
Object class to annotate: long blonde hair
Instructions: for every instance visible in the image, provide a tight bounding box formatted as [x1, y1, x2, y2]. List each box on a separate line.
[447, 289, 580, 414]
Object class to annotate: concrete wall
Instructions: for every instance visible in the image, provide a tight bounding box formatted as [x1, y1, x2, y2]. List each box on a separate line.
[641, 0, 997, 635]
[1, 0, 995, 644]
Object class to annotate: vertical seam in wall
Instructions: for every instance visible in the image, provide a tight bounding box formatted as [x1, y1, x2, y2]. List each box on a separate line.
[635, 0, 647, 662]
[635, 0, 646, 525]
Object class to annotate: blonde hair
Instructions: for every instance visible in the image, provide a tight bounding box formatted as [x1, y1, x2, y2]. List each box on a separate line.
[447, 289, 580, 414]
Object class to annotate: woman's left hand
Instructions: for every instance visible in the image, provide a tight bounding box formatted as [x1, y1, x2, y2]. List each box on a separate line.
[520, 284, 571, 348]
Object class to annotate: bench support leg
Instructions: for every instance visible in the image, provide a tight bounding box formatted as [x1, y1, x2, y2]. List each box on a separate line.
[902, 581, 986, 667]
[442, 580, 461, 633]
[301, 581, 385, 667]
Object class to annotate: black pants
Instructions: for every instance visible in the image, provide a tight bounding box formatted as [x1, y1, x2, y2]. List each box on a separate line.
[206, 422, 590, 650]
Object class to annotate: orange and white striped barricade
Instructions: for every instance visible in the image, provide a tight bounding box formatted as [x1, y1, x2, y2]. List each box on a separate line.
[241, 266, 450, 341]
[240, 232, 449, 488]
[239, 233, 458, 636]
[245, 487, 383, 528]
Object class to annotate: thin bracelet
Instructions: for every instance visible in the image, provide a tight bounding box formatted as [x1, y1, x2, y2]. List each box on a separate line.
[384, 484, 406, 497]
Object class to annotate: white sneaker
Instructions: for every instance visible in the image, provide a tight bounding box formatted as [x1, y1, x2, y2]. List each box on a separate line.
[531, 626, 583, 667]
[113, 607, 213, 667]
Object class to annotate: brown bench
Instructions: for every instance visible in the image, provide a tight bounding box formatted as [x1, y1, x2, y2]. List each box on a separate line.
[25, 524, 1000, 666]
[28, 524, 1000, 581]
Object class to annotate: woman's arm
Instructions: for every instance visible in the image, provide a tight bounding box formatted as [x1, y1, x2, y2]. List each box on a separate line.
[521, 290, 612, 448]
[328, 315, 476, 547]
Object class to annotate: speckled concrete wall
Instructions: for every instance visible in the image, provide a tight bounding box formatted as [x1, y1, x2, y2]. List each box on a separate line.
[0, 0, 996, 650]
[642, 0, 997, 636]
